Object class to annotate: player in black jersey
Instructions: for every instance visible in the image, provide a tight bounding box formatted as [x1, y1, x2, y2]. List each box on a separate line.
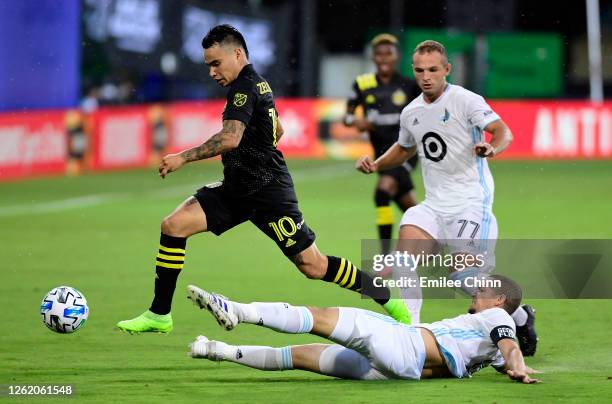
[117, 25, 412, 333]
[344, 34, 420, 254]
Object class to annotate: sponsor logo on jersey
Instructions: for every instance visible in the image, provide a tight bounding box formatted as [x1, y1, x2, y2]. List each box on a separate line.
[422, 132, 447, 162]
[233, 92, 248, 107]
[412, 117, 420, 126]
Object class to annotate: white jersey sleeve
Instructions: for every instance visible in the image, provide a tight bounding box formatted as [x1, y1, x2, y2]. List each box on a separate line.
[463, 92, 500, 131]
[478, 308, 516, 344]
[398, 106, 416, 148]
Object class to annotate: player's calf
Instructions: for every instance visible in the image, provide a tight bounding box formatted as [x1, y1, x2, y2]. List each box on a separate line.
[187, 285, 315, 334]
[189, 335, 295, 371]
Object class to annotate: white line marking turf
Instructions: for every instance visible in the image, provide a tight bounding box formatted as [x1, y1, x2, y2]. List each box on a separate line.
[0, 163, 354, 217]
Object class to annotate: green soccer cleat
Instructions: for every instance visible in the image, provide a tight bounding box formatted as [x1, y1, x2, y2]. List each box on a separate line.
[116, 310, 173, 334]
[383, 299, 412, 324]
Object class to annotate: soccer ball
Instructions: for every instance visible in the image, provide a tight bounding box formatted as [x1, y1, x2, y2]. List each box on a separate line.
[40, 286, 89, 334]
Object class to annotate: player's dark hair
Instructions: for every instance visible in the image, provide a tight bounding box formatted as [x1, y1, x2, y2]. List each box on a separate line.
[201, 24, 249, 58]
[488, 275, 522, 314]
[414, 39, 448, 64]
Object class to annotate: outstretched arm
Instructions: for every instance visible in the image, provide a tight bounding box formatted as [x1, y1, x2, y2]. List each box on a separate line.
[474, 119, 513, 158]
[159, 119, 245, 178]
[356, 143, 417, 174]
[498, 339, 540, 384]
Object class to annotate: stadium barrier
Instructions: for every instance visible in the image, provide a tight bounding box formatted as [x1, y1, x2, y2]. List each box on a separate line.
[0, 100, 611, 181]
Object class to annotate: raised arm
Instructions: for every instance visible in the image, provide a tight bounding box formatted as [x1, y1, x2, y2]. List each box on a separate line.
[356, 143, 417, 174]
[474, 119, 513, 158]
[497, 339, 540, 384]
[159, 119, 245, 178]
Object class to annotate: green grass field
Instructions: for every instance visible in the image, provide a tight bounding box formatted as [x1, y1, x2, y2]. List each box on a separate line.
[1, 160, 612, 403]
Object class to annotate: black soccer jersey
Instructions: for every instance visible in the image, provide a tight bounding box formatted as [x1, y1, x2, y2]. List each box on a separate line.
[222, 64, 291, 196]
[347, 72, 420, 158]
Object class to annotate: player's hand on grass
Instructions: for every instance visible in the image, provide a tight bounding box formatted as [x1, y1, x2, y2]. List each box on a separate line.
[524, 365, 542, 375]
[356, 156, 377, 174]
[159, 153, 186, 178]
[506, 369, 540, 384]
[474, 142, 496, 158]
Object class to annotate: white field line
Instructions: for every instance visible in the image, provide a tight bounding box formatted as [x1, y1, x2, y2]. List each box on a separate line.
[0, 163, 355, 217]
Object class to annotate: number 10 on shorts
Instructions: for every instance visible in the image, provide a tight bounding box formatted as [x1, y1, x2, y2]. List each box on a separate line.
[268, 216, 297, 242]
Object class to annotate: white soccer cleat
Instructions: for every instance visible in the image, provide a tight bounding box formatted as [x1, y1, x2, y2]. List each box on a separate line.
[187, 284, 239, 331]
[188, 335, 230, 362]
[189, 335, 210, 358]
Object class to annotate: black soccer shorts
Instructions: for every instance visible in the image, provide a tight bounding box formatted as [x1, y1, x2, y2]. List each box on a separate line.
[194, 177, 316, 257]
[378, 165, 415, 197]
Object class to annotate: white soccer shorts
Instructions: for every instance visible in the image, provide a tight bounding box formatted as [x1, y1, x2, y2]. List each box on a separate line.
[324, 307, 426, 380]
[399, 203, 498, 272]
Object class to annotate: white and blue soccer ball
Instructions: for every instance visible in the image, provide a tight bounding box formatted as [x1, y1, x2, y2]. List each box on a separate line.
[40, 286, 89, 334]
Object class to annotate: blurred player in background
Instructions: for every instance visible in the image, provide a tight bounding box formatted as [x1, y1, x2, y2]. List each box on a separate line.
[356, 40, 538, 356]
[344, 33, 420, 255]
[187, 275, 539, 384]
[116, 25, 413, 334]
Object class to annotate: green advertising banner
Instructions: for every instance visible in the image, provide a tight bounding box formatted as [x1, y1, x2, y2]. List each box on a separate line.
[398, 29, 562, 99]
[485, 32, 563, 98]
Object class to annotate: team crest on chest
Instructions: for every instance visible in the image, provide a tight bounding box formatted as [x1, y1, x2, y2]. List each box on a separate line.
[365, 94, 376, 104]
[233, 92, 248, 107]
[440, 108, 451, 124]
[392, 89, 407, 106]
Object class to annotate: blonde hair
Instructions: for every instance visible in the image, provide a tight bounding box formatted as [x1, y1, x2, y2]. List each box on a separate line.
[414, 40, 448, 64]
[371, 33, 399, 48]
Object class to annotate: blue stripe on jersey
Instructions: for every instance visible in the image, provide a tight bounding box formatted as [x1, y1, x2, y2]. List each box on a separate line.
[364, 311, 399, 324]
[429, 327, 485, 339]
[471, 127, 492, 250]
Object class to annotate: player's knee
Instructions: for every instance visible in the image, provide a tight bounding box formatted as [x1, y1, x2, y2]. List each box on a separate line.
[161, 214, 183, 236]
[374, 188, 392, 206]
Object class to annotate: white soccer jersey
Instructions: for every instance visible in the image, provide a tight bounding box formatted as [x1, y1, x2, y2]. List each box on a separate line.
[419, 307, 515, 378]
[398, 84, 501, 215]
